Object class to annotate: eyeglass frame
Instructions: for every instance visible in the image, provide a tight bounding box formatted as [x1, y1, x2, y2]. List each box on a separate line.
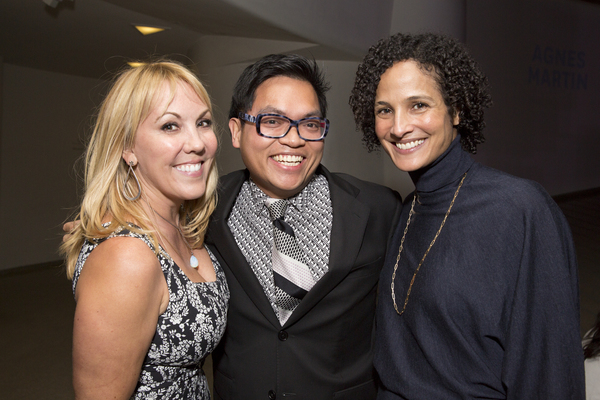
[238, 113, 329, 142]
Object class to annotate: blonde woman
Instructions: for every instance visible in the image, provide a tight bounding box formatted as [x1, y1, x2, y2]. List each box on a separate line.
[61, 61, 229, 399]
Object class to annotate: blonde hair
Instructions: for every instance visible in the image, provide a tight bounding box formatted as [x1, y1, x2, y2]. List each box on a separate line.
[62, 61, 219, 279]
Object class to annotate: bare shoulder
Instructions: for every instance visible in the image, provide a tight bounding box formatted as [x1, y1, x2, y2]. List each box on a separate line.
[72, 235, 168, 398]
[75, 235, 167, 308]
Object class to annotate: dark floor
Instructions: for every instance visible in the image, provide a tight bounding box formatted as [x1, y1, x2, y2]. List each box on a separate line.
[0, 189, 598, 399]
[555, 188, 600, 333]
[0, 262, 212, 399]
[0, 264, 75, 399]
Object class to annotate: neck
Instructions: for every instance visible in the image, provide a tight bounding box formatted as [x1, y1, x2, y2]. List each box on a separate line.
[407, 134, 473, 193]
[141, 196, 182, 239]
[142, 196, 196, 268]
[141, 193, 181, 226]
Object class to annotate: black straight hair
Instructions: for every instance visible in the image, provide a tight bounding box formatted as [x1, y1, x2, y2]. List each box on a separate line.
[229, 54, 331, 121]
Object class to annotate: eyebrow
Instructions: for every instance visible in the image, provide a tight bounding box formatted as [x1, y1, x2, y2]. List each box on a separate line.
[196, 109, 211, 119]
[156, 108, 211, 122]
[375, 95, 435, 106]
[406, 95, 434, 102]
[375, 100, 391, 107]
[258, 106, 322, 118]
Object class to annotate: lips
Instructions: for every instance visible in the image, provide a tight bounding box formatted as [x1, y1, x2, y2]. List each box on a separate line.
[395, 139, 425, 150]
[175, 163, 202, 172]
[272, 154, 304, 166]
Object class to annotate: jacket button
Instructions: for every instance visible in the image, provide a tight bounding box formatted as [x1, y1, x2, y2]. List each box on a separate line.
[268, 389, 276, 399]
[278, 330, 288, 341]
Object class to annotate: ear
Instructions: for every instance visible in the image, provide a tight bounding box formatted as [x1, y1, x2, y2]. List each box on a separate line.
[122, 149, 137, 166]
[452, 108, 460, 127]
[229, 118, 243, 149]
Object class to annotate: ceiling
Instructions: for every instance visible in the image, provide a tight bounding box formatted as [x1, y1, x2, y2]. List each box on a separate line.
[1, 0, 598, 81]
[0, 0, 308, 80]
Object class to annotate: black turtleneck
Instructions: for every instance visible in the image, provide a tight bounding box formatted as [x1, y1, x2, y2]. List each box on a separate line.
[407, 132, 474, 193]
[374, 135, 584, 399]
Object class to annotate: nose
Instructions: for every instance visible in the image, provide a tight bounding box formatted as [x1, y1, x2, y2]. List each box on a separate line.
[184, 126, 208, 154]
[277, 124, 305, 148]
[391, 110, 414, 138]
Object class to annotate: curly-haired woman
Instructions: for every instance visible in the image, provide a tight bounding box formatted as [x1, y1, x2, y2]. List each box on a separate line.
[350, 33, 584, 399]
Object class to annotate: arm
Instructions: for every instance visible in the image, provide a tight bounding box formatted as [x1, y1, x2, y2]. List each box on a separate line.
[503, 198, 585, 399]
[72, 236, 169, 400]
[63, 220, 79, 242]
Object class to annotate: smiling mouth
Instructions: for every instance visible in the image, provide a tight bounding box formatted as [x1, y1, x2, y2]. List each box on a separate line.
[176, 163, 202, 172]
[395, 139, 425, 150]
[272, 154, 304, 166]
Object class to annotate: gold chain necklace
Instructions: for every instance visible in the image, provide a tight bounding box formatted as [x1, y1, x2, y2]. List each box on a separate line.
[391, 172, 467, 315]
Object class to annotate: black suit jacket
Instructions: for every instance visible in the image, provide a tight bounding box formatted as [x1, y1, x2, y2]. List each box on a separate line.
[205, 165, 402, 400]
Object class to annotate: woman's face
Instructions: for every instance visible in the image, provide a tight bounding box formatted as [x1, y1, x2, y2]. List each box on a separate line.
[374, 60, 459, 172]
[124, 81, 217, 208]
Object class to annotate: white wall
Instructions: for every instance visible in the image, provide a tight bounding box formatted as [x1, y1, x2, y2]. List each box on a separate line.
[0, 64, 104, 271]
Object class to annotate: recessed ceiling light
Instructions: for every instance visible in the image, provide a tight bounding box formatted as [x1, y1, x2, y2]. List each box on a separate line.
[133, 25, 168, 36]
[127, 62, 146, 68]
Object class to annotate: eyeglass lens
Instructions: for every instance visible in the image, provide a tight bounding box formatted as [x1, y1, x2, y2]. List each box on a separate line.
[259, 115, 326, 140]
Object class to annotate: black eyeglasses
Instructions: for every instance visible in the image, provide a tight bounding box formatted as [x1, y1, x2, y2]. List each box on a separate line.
[239, 113, 329, 141]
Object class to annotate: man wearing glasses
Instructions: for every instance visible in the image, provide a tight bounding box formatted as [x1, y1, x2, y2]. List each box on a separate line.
[205, 54, 401, 399]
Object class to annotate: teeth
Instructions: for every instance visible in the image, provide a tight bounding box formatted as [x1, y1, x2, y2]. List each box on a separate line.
[395, 139, 425, 150]
[176, 163, 201, 172]
[272, 154, 303, 166]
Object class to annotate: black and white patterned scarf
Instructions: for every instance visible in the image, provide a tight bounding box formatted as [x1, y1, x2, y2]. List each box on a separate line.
[227, 174, 332, 321]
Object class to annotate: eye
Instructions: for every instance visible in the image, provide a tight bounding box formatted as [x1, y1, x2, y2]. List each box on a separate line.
[198, 119, 212, 128]
[303, 120, 320, 130]
[263, 118, 282, 126]
[161, 122, 179, 132]
[376, 107, 393, 117]
[412, 102, 428, 110]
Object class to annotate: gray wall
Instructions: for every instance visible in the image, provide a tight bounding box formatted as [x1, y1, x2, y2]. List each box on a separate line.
[468, 0, 600, 195]
[190, 0, 471, 200]
[0, 65, 104, 270]
[1, 0, 599, 271]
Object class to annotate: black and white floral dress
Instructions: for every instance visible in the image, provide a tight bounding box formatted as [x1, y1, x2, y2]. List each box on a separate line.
[72, 225, 229, 399]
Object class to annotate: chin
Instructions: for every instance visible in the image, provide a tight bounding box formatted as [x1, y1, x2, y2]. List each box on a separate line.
[388, 157, 419, 173]
[181, 188, 209, 202]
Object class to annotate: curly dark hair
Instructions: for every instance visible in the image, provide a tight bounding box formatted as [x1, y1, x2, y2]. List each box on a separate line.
[349, 33, 492, 154]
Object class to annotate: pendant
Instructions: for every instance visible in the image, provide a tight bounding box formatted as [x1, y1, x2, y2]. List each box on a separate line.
[190, 254, 199, 269]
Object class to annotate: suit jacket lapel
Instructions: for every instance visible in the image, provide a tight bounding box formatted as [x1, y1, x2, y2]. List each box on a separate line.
[284, 166, 371, 327]
[206, 170, 281, 328]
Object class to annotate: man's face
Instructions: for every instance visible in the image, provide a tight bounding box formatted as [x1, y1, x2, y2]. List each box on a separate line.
[230, 76, 325, 199]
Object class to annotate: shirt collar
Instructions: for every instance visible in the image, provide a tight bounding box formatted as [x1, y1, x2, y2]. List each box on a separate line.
[246, 173, 324, 214]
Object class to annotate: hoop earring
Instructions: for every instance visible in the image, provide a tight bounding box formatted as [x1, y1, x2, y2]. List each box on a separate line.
[123, 161, 141, 201]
